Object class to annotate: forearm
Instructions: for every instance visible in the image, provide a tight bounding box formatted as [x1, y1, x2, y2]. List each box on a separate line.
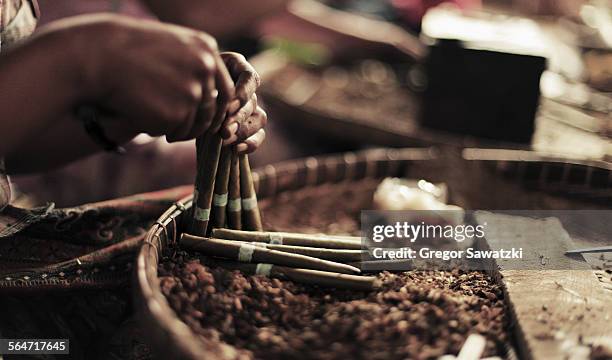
[0, 25, 85, 160]
[142, 0, 288, 41]
[5, 113, 134, 174]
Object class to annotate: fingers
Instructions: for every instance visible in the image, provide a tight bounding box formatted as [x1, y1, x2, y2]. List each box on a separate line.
[186, 87, 218, 140]
[170, 35, 235, 140]
[236, 128, 266, 154]
[167, 52, 217, 142]
[193, 52, 219, 136]
[223, 105, 267, 146]
[220, 52, 266, 154]
[221, 52, 260, 115]
[234, 68, 260, 108]
[221, 94, 257, 140]
[210, 53, 235, 133]
[165, 42, 261, 141]
[190, 34, 234, 135]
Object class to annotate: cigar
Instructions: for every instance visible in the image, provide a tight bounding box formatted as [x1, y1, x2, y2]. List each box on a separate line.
[211, 259, 380, 291]
[348, 259, 414, 273]
[190, 132, 223, 236]
[183, 233, 364, 262]
[181, 234, 360, 274]
[239, 154, 263, 231]
[210, 146, 232, 229]
[254, 243, 363, 262]
[211, 228, 362, 250]
[190, 55, 234, 235]
[312, 234, 360, 241]
[277, 232, 362, 242]
[227, 148, 242, 230]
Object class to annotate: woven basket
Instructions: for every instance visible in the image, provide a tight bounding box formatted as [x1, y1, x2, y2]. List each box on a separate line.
[134, 147, 611, 359]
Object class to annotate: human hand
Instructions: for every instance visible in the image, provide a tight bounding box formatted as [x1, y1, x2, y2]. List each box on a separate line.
[67, 14, 234, 142]
[220, 52, 267, 154]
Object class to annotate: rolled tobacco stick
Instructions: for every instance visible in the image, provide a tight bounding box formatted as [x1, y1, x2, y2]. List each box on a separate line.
[239, 154, 263, 231]
[211, 228, 362, 250]
[309, 234, 361, 241]
[189, 58, 233, 236]
[255, 243, 363, 262]
[181, 235, 360, 274]
[347, 259, 414, 273]
[210, 146, 232, 229]
[183, 233, 364, 262]
[212, 259, 380, 291]
[190, 132, 223, 236]
[227, 148, 242, 230]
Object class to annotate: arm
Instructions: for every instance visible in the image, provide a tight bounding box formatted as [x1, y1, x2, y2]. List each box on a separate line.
[2, 14, 234, 174]
[0, 22, 96, 164]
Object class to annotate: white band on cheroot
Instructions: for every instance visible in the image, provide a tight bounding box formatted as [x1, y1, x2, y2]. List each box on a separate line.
[238, 243, 256, 262]
[213, 193, 228, 207]
[227, 198, 242, 212]
[242, 195, 258, 211]
[269, 233, 283, 245]
[194, 207, 210, 221]
[255, 263, 273, 276]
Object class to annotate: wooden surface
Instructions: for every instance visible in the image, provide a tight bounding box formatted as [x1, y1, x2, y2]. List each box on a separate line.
[475, 212, 612, 360]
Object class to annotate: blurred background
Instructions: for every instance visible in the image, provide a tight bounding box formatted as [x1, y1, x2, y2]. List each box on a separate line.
[12, 0, 612, 207]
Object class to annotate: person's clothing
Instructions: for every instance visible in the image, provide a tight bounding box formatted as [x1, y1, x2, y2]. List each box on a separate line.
[0, 0, 39, 236]
[0, 0, 38, 51]
[0, 160, 9, 211]
[0, 185, 192, 360]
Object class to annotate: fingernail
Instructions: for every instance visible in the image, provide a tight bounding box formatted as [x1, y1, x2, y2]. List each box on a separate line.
[236, 143, 248, 153]
[223, 134, 238, 145]
[228, 99, 241, 114]
[227, 122, 239, 135]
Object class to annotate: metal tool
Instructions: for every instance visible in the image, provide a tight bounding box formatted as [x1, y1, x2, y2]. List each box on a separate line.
[565, 245, 612, 255]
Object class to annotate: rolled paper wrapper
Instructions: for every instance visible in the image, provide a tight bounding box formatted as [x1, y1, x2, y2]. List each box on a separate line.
[239, 154, 263, 231]
[255, 243, 364, 262]
[210, 146, 232, 229]
[212, 259, 380, 291]
[241, 195, 258, 211]
[255, 263, 274, 276]
[237, 243, 256, 262]
[190, 133, 223, 236]
[310, 234, 361, 241]
[227, 149, 242, 230]
[184, 234, 364, 262]
[181, 234, 361, 274]
[211, 228, 362, 250]
[457, 334, 487, 360]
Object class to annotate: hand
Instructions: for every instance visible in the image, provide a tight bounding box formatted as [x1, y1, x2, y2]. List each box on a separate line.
[67, 14, 234, 142]
[220, 52, 267, 154]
